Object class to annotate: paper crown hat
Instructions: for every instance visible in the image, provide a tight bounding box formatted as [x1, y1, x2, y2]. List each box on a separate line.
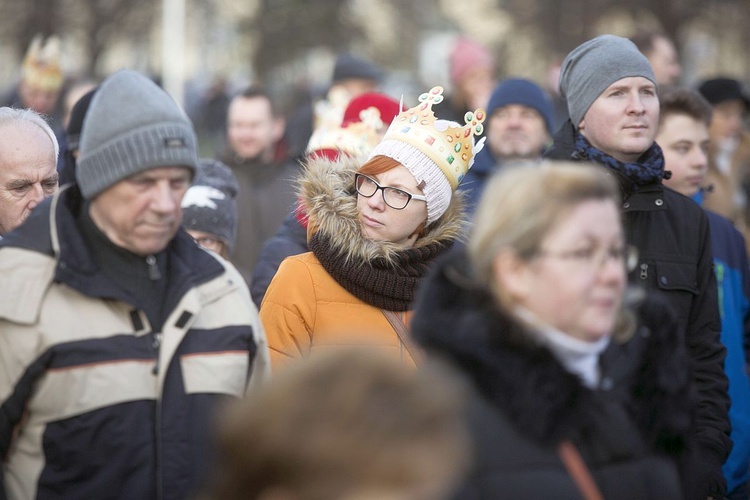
[368, 86, 485, 223]
[22, 34, 63, 92]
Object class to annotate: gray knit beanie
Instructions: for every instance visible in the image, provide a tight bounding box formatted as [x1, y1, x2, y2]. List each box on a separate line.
[76, 69, 198, 199]
[559, 35, 655, 129]
[181, 159, 239, 254]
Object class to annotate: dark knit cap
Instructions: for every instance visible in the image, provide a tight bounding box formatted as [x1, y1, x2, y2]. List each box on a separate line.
[697, 77, 750, 110]
[76, 69, 198, 199]
[332, 53, 383, 83]
[560, 34, 655, 128]
[487, 78, 555, 135]
[181, 159, 239, 254]
[65, 87, 97, 151]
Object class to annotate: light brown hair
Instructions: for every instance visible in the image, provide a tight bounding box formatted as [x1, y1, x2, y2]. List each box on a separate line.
[206, 349, 470, 500]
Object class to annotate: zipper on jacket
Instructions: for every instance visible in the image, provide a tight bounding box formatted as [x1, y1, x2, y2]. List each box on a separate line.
[155, 384, 164, 500]
[146, 255, 161, 280]
[151, 331, 163, 375]
[639, 263, 648, 280]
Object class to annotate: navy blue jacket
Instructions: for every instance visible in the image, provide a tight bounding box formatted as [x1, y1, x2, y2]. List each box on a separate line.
[0, 186, 261, 500]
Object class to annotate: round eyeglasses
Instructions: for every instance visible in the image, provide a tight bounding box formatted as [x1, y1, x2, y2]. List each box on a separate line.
[355, 174, 427, 210]
[536, 244, 639, 273]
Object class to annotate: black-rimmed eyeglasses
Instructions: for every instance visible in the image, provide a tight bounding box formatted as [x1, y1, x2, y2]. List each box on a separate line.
[355, 174, 427, 210]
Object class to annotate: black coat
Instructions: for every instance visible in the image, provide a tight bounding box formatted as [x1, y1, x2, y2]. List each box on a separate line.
[250, 211, 309, 309]
[544, 121, 731, 499]
[411, 250, 693, 499]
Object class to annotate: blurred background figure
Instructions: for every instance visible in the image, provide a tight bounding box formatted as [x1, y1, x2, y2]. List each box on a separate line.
[2, 34, 65, 136]
[58, 86, 97, 186]
[219, 86, 299, 283]
[544, 55, 571, 132]
[697, 77, 750, 245]
[182, 159, 239, 260]
[206, 349, 471, 500]
[192, 75, 231, 156]
[284, 52, 384, 161]
[250, 91, 403, 309]
[459, 77, 554, 212]
[440, 37, 496, 123]
[57, 78, 97, 172]
[630, 31, 682, 86]
[656, 86, 750, 499]
[412, 162, 693, 499]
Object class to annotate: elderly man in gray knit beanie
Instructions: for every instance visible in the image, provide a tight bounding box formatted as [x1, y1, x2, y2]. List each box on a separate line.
[0, 68, 269, 499]
[544, 35, 731, 500]
[76, 69, 198, 256]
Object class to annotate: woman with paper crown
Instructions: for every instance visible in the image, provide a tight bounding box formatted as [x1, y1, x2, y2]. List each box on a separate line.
[249, 92, 403, 309]
[260, 86, 485, 369]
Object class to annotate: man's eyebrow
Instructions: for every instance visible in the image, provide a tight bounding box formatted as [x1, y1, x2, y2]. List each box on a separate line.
[44, 173, 60, 183]
[6, 178, 32, 190]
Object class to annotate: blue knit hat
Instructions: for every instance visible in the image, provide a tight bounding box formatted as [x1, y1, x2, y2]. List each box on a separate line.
[486, 78, 554, 135]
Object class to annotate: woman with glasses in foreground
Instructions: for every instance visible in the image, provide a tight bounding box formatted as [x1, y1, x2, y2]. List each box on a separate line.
[411, 162, 693, 499]
[260, 86, 483, 370]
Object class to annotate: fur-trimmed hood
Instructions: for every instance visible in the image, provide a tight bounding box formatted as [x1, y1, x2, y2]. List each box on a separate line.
[297, 154, 468, 267]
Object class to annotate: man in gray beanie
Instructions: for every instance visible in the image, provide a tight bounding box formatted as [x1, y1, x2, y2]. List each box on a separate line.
[545, 35, 730, 500]
[0, 69, 269, 500]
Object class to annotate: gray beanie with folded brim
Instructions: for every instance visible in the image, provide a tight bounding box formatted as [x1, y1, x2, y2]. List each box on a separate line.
[76, 69, 198, 199]
[560, 34, 656, 129]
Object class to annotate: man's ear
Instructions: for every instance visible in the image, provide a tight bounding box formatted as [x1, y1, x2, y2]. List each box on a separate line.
[491, 248, 532, 304]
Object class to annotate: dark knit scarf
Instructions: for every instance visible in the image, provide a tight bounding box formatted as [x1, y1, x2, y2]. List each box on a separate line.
[574, 133, 666, 194]
[309, 232, 450, 311]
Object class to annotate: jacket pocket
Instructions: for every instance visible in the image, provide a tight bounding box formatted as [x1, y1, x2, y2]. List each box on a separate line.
[180, 352, 249, 397]
[653, 260, 699, 294]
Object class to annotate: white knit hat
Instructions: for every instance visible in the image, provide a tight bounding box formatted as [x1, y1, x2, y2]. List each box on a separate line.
[368, 86, 485, 224]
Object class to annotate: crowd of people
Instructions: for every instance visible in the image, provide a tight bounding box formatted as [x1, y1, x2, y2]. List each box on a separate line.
[0, 28, 748, 500]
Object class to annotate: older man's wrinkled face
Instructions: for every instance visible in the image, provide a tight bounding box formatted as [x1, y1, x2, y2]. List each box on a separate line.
[89, 167, 192, 256]
[0, 122, 58, 236]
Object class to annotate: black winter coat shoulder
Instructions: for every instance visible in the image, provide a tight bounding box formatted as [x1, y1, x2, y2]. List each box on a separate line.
[411, 250, 692, 499]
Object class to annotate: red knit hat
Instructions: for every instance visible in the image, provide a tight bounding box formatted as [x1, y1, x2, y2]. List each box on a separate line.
[341, 92, 402, 127]
[307, 92, 403, 160]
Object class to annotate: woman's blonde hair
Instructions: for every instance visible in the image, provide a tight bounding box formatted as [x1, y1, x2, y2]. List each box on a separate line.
[468, 161, 621, 309]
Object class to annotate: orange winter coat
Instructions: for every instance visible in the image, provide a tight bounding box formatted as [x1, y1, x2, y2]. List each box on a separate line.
[259, 155, 466, 372]
[261, 251, 418, 370]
